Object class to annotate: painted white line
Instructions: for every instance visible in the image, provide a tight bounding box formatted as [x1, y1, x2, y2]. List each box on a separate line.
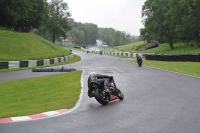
[42, 111, 59, 116]
[130, 61, 200, 79]
[145, 65, 200, 78]
[0, 71, 85, 123]
[64, 71, 84, 114]
[11, 116, 32, 122]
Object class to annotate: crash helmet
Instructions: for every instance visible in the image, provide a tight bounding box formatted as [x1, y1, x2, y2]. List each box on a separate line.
[90, 71, 96, 75]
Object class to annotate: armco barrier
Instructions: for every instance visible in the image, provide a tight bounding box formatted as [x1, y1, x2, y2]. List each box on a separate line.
[20, 61, 29, 68]
[90, 50, 142, 58]
[37, 60, 44, 66]
[60, 57, 64, 62]
[43, 59, 50, 66]
[54, 58, 58, 64]
[0, 54, 74, 69]
[0, 62, 9, 69]
[50, 58, 54, 64]
[28, 60, 37, 67]
[64, 56, 68, 61]
[9, 61, 19, 69]
[145, 54, 200, 62]
[58, 57, 61, 63]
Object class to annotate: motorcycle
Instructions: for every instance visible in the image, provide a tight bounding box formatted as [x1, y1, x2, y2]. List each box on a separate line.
[99, 51, 102, 56]
[137, 59, 142, 67]
[89, 78, 124, 105]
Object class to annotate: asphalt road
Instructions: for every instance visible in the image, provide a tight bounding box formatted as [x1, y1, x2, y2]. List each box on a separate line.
[0, 50, 200, 133]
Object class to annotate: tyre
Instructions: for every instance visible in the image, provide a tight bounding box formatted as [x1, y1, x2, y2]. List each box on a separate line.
[94, 89, 109, 105]
[138, 62, 142, 67]
[116, 88, 124, 100]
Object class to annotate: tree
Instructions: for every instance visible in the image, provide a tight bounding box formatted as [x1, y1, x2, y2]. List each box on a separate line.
[0, 0, 47, 32]
[141, 0, 176, 49]
[44, 0, 71, 43]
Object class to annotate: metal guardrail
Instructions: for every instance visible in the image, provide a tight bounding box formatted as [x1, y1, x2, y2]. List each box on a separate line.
[0, 55, 74, 69]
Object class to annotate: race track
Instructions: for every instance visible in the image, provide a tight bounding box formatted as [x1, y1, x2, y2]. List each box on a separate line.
[0, 50, 200, 133]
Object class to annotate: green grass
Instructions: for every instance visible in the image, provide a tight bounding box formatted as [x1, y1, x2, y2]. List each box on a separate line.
[138, 41, 200, 54]
[114, 41, 146, 52]
[102, 41, 200, 55]
[0, 54, 81, 73]
[0, 30, 70, 61]
[101, 41, 146, 52]
[133, 60, 200, 77]
[0, 26, 13, 31]
[103, 41, 200, 77]
[0, 70, 82, 118]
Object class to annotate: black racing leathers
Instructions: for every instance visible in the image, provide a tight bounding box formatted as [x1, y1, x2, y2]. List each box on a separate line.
[87, 74, 112, 98]
[137, 55, 142, 62]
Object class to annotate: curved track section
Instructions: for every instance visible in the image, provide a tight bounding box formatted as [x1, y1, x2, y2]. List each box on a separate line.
[1, 51, 200, 133]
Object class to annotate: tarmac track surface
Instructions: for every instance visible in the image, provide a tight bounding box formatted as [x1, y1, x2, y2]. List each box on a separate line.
[0, 50, 200, 133]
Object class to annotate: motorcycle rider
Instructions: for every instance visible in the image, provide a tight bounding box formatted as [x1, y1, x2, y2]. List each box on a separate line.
[136, 54, 142, 63]
[99, 51, 102, 55]
[87, 72, 113, 98]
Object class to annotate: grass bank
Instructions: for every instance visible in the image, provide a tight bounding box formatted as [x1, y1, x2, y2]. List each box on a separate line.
[100, 41, 146, 52]
[133, 60, 200, 77]
[0, 70, 82, 118]
[143, 41, 200, 54]
[0, 30, 70, 61]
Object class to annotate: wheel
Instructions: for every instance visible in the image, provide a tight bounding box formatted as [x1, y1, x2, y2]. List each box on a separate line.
[94, 89, 109, 105]
[116, 88, 124, 100]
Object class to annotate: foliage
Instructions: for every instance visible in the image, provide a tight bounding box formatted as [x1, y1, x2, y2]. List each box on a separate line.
[67, 19, 99, 45]
[66, 19, 143, 46]
[0, 0, 47, 32]
[143, 41, 200, 54]
[98, 28, 142, 46]
[40, 0, 71, 43]
[141, 0, 200, 49]
[0, 0, 71, 43]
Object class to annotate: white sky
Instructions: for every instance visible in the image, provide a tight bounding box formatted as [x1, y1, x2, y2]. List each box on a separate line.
[65, 0, 146, 36]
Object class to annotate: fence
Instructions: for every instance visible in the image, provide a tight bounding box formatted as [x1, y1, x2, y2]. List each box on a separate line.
[0, 54, 74, 69]
[145, 54, 200, 62]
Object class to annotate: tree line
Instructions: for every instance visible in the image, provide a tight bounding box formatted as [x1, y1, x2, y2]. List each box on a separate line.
[140, 0, 200, 49]
[0, 0, 141, 46]
[66, 19, 98, 45]
[67, 19, 142, 46]
[0, 0, 71, 43]
[0, 0, 47, 32]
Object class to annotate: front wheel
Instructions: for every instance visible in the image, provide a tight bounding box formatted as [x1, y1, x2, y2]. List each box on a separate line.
[116, 88, 124, 100]
[138, 61, 142, 67]
[94, 89, 109, 105]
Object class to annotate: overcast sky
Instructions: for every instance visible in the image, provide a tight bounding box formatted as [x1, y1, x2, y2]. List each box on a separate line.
[65, 0, 146, 36]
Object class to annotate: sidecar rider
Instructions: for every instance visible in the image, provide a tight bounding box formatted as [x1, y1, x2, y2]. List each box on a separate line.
[87, 72, 113, 98]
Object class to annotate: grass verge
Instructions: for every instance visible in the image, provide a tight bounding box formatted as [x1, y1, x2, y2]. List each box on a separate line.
[0, 30, 71, 61]
[133, 60, 200, 77]
[0, 70, 82, 118]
